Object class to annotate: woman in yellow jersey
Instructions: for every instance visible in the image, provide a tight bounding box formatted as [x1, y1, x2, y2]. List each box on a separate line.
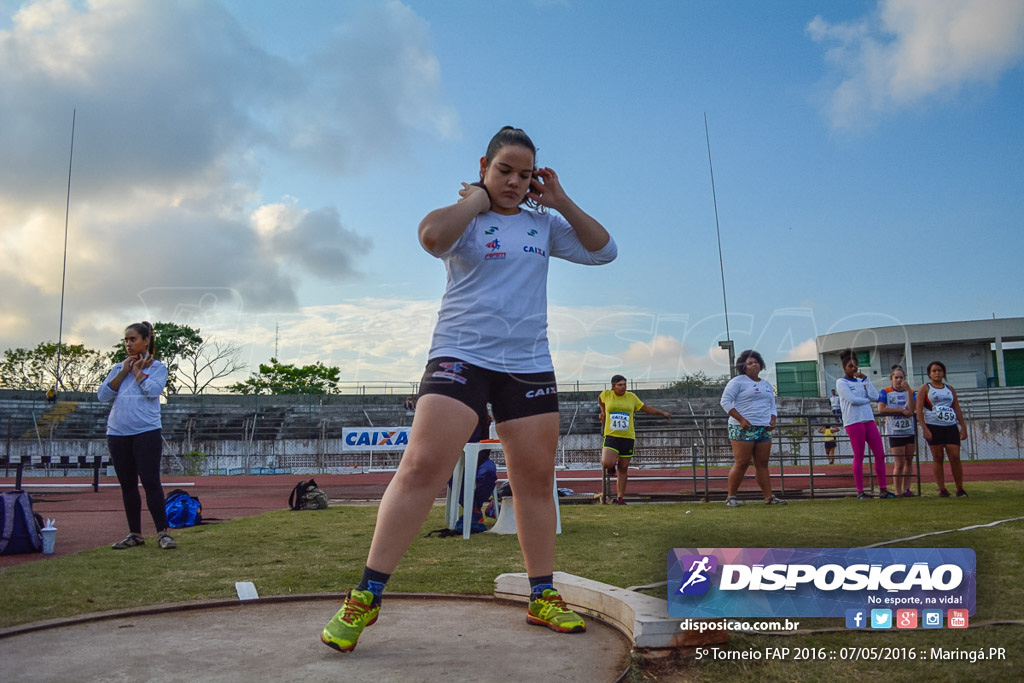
[599, 375, 670, 504]
[818, 425, 839, 464]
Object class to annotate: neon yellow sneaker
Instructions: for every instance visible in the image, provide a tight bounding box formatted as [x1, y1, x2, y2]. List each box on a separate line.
[321, 589, 380, 652]
[527, 588, 586, 633]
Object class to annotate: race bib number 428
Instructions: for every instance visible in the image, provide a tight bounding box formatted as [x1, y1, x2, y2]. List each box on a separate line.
[891, 417, 913, 431]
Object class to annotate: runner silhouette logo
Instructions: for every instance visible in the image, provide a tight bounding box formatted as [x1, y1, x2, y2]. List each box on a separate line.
[678, 555, 718, 596]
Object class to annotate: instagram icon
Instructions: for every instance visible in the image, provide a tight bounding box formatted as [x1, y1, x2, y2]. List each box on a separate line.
[922, 609, 943, 629]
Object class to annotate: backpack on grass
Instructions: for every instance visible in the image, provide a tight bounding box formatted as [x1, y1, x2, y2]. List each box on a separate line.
[165, 489, 203, 528]
[289, 479, 328, 510]
[0, 490, 44, 555]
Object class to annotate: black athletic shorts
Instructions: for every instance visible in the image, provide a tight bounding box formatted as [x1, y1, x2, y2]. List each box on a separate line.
[888, 435, 915, 448]
[418, 357, 558, 424]
[925, 424, 961, 446]
[603, 435, 636, 457]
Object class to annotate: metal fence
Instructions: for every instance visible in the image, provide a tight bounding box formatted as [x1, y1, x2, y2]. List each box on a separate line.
[559, 412, 1023, 501]
[157, 412, 1021, 499]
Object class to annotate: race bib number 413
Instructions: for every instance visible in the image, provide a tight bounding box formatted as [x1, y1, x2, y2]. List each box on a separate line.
[610, 412, 630, 431]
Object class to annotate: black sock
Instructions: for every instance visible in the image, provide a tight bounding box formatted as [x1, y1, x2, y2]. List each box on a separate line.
[529, 574, 554, 599]
[357, 566, 391, 603]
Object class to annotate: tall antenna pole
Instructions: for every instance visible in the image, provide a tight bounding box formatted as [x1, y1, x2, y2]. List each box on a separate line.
[705, 113, 735, 376]
[55, 109, 76, 394]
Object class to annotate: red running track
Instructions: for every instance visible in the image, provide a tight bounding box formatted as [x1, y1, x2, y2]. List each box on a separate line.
[3, 459, 1022, 568]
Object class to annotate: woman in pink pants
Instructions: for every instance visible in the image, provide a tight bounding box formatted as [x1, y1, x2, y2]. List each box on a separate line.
[835, 349, 895, 500]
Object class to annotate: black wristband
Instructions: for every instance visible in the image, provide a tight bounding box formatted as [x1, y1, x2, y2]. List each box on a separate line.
[469, 181, 491, 202]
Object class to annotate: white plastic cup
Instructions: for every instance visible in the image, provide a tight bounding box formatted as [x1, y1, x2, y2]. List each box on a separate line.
[41, 528, 56, 554]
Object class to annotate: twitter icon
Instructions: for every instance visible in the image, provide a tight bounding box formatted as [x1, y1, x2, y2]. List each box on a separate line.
[870, 609, 892, 629]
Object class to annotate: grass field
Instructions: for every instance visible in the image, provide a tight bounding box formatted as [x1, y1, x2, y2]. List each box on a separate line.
[1, 480, 1021, 681]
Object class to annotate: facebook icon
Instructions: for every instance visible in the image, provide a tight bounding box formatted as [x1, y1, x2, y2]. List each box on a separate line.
[845, 609, 866, 629]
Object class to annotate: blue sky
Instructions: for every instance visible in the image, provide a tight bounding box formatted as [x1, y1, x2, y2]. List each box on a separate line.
[1, 0, 1022, 388]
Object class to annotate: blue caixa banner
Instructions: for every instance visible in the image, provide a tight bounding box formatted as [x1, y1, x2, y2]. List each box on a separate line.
[667, 548, 975, 618]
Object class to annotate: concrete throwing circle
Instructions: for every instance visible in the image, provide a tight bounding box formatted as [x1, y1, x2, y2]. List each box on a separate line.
[0, 596, 630, 682]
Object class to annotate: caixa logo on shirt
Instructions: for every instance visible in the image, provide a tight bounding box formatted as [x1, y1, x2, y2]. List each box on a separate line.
[667, 548, 975, 618]
[525, 386, 557, 399]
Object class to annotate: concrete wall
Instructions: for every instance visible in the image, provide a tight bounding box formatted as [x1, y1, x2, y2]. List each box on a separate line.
[816, 317, 1024, 393]
[821, 342, 990, 390]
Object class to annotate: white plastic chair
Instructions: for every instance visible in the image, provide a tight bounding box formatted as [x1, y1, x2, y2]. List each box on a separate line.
[445, 441, 561, 539]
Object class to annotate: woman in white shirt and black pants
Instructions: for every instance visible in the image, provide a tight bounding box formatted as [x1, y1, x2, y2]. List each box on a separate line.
[97, 321, 176, 550]
[719, 349, 786, 507]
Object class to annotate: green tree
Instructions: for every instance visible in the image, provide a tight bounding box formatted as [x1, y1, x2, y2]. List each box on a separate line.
[228, 358, 341, 395]
[110, 322, 203, 394]
[665, 371, 729, 391]
[0, 342, 108, 391]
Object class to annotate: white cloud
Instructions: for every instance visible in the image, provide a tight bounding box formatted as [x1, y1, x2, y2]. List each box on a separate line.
[279, 1, 460, 174]
[808, 0, 1024, 128]
[545, 307, 826, 383]
[563, 334, 732, 382]
[202, 297, 441, 385]
[253, 202, 373, 281]
[785, 338, 819, 361]
[0, 0, 455, 351]
[200, 302, 737, 387]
